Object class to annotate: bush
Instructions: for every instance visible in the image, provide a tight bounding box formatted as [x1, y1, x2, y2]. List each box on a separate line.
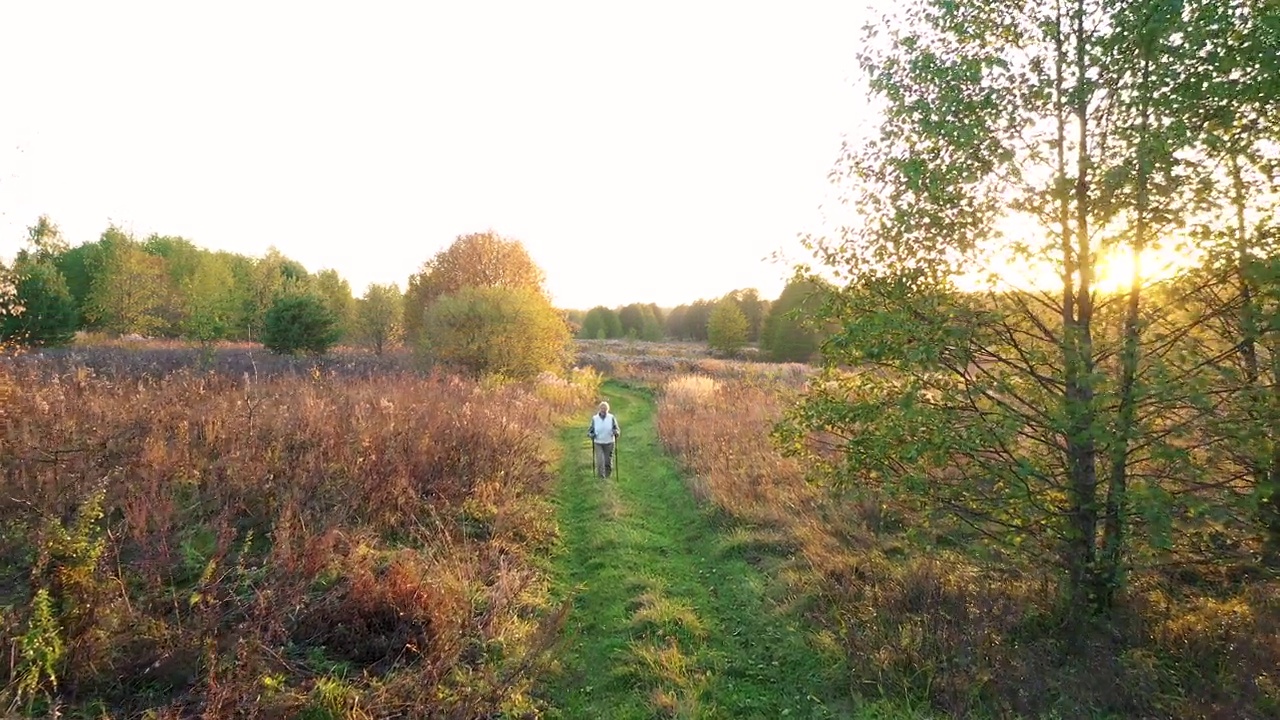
[261, 293, 340, 355]
[421, 286, 572, 379]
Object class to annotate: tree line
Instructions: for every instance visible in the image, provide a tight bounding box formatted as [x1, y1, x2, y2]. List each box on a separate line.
[0, 226, 574, 376]
[573, 281, 830, 361]
[0, 218, 405, 355]
[2, 222, 835, 364]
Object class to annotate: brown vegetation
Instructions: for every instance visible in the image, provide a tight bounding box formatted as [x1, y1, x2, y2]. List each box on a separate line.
[574, 338, 810, 388]
[655, 371, 1280, 719]
[0, 346, 598, 717]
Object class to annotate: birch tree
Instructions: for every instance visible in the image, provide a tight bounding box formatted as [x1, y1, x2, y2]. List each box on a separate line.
[777, 0, 1253, 619]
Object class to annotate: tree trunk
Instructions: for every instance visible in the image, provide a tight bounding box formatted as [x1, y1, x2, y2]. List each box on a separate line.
[1264, 292, 1280, 556]
[1230, 155, 1280, 554]
[1102, 47, 1151, 606]
[1063, 0, 1103, 620]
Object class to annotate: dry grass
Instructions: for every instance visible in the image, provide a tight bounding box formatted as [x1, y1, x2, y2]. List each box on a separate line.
[655, 374, 1280, 719]
[0, 347, 598, 717]
[574, 339, 813, 390]
[662, 375, 720, 410]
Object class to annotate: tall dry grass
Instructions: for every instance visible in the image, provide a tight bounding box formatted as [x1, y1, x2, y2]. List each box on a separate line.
[575, 339, 814, 393]
[656, 374, 1280, 719]
[0, 350, 598, 717]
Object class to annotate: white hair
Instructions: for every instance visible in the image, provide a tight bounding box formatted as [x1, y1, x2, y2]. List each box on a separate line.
[598, 401, 610, 411]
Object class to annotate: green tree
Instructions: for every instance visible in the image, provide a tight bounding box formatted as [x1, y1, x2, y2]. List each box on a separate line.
[242, 247, 310, 341]
[356, 283, 403, 355]
[221, 252, 258, 340]
[0, 260, 16, 319]
[707, 298, 748, 356]
[778, 0, 1228, 621]
[85, 227, 168, 336]
[142, 234, 203, 335]
[616, 303, 648, 338]
[760, 280, 827, 362]
[724, 288, 769, 342]
[2, 218, 78, 346]
[617, 302, 664, 340]
[55, 241, 100, 312]
[26, 215, 69, 260]
[1172, 0, 1280, 553]
[405, 231, 547, 346]
[683, 300, 713, 341]
[421, 286, 571, 379]
[664, 305, 689, 339]
[311, 269, 356, 342]
[640, 313, 664, 341]
[581, 306, 622, 339]
[0, 261, 18, 330]
[260, 293, 340, 355]
[180, 253, 239, 343]
[667, 301, 713, 341]
[564, 308, 587, 337]
[1, 259, 78, 346]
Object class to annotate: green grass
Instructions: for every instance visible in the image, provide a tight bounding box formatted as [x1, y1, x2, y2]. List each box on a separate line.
[542, 381, 925, 719]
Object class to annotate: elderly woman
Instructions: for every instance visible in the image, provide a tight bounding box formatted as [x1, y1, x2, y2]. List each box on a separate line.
[586, 401, 620, 478]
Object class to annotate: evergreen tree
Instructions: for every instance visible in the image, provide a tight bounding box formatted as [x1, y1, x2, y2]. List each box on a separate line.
[261, 293, 340, 355]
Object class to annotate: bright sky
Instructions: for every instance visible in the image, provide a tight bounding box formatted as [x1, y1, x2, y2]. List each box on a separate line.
[0, 1, 877, 309]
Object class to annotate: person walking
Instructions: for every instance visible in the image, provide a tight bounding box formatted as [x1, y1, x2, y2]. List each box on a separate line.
[587, 401, 620, 478]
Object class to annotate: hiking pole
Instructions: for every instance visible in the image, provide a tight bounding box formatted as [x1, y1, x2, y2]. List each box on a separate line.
[614, 437, 619, 482]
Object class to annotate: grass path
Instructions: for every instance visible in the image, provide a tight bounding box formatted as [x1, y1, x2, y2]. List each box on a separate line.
[541, 381, 854, 719]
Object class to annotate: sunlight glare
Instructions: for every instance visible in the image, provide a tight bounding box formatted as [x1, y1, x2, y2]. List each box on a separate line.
[958, 243, 1196, 296]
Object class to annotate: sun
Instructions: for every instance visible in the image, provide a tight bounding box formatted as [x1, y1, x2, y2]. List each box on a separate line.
[1091, 245, 1193, 295]
[957, 241, 1196, 296]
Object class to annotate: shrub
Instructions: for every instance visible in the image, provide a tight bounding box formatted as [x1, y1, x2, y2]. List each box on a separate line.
[261, 293, 340, 355]
[421, 286, 572, 379]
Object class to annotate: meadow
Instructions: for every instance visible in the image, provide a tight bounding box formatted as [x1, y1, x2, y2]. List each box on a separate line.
[3, 339, 1277, 719]
[0, 343, 598, 718]
[650, 365, 1280, 719]
[3, 0, 1274, 716]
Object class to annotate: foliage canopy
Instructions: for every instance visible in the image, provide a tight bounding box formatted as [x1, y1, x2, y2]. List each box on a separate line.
[421, 286, 572, 379]
[261, 293, 341, 355]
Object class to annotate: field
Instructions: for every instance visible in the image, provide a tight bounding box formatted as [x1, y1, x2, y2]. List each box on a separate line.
[2, 340, 1277, 719]
[650, 368, 1280, 719]
[0, 344, 597, 717]
[4, 0, 1276, 716]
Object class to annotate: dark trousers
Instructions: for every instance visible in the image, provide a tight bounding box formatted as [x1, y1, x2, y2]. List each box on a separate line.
[594, 442, 614, 478]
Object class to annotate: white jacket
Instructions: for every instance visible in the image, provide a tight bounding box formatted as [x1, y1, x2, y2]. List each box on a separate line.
[589, 413, 619, 444]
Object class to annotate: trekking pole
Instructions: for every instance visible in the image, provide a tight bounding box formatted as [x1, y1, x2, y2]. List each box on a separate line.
[614, 437, 619, 482]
